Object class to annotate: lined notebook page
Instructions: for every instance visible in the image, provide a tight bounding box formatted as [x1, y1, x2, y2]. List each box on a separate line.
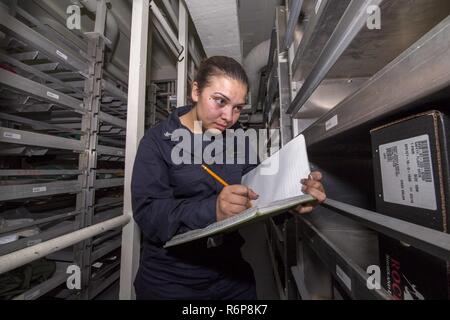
[241, 134, 310, 206]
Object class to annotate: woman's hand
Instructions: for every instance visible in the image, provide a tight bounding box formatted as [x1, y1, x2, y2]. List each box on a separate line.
[216, 185, 259, 221]
[291, 171, 326, 215]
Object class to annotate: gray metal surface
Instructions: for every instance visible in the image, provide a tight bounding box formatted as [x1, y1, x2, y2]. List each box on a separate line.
[0, 180, 82, 202]
[284, 0, 304, 50]
[0, 211, 80, 236]
[297, 216, 391, 300]
[0, 2, 128, 301]
[0, 69, 85, 114]
[150, 0, 183, 54]
[91, 238, 122, 262]
[323, 199, 450, 262]
[99, 111, 127, 129]
[290, 243, 312, 300]
[287, 0, 383, 115]
[0, 9, 88, 74]
[303, 15, 450, 146]
[12, 262, 71, 300]
[94, 207, 123, 224]
[293, 77, 368, 121]
[97, 145, 125, 157]
[0, 51, 84, 95]
[276, 7, 294, 146]
[92, 230, 122, 247]
[102, 80, 128, 101]
[265, 235, 287, 300]
[0, 112, 81, 135]
[89, 269, 120, 299]
[0, 221, 76, 256]
[328, 0, 450, 79]
[0, 127, 83, 151]
[291, 0, 352, 81]
[0, 170, 81, 176]
[77, 35, 107, 299]
[258, 28, 277, 115]
[95, 178, 125, 190]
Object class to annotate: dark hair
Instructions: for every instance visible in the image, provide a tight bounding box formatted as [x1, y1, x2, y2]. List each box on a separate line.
[194, 56, 249, 93]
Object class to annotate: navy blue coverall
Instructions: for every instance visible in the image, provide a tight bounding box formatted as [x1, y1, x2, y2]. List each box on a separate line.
[131, 106, 258, 299]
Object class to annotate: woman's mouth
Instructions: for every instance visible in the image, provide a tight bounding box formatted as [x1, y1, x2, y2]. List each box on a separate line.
[214, 123, 227, 131]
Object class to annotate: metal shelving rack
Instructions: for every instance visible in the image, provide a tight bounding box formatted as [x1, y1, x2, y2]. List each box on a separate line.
[1, 0, 204, 300]
[264, 0, 450, 300]
[0, 0, 127, 299]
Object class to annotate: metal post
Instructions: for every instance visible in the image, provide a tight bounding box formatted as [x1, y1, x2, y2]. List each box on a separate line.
[149, 84, 157, 127]
[150, 0, 181, 52]
[289, 42, 301, 137]
[119, 0, 150, 300]
[276, 7, 293, 146]
[162, 0, 179, 30]
[94, 0, 107, 35]
[74, 0, 108, 299]
[76, 17, 108, 298]
[176, 0, 188, 107]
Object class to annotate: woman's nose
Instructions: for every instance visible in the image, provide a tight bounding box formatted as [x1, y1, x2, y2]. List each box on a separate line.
[221, 105, 233, 123]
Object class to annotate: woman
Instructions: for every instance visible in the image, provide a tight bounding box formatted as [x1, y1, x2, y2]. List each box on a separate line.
[131, 56, 326, 300]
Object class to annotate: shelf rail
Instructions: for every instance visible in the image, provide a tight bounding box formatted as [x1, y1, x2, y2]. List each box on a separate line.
[0, 215, 130, 274]
[322, 199, 450, 261]
[287, 0, 383, 116]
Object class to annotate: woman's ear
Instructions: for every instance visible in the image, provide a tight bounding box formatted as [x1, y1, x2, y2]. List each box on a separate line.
[191, 81, 200, 103]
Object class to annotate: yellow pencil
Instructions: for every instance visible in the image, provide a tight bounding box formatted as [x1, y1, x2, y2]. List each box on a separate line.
[201, 164, 229, 187]
[201, 164, 254, 208]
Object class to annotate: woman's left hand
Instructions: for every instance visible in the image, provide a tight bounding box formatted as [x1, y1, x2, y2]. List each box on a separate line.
[291, 171, 326, 215]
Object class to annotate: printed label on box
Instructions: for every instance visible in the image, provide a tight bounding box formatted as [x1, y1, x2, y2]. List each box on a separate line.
[325, 115, 338, 131]
[56, 50, 68, 61]
[3, 132, 21, 140]
[336, 265, 351, 292]
[379, 134, 437, 210]
[32, 186, 47, 193]
[47, 91, 59, 100]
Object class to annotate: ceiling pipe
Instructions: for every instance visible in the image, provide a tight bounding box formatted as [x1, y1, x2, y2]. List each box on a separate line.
[243, 39, 271, 113]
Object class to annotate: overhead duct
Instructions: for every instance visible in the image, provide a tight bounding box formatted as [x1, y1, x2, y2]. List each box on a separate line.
[185, 0, 242, 62]
[243, 39, 271, 113]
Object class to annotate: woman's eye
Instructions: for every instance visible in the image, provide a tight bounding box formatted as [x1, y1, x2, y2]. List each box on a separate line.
[213, 98, 226, 106]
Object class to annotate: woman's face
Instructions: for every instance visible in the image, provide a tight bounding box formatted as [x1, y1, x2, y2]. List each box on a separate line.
[191, 75, 248, 132]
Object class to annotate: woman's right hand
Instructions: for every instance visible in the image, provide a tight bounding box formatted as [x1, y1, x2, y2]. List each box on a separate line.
[216, 185, 259, 221]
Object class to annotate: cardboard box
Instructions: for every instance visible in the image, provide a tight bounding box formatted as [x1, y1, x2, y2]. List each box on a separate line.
[379, 235, 449, 300]
[371, 110, 450, 231]
[371, 110, 450, 300]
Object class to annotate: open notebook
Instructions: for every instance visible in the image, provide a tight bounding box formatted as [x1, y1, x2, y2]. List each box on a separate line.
[164, 134, 314, 248]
